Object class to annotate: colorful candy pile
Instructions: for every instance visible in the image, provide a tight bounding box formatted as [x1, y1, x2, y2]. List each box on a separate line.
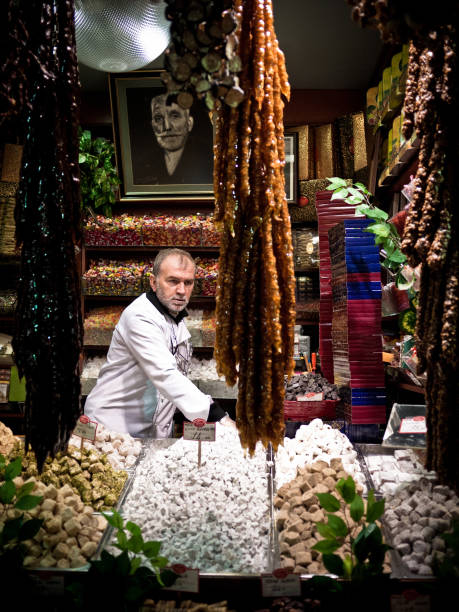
[202, 310, 217, 345]
[82, 260, 145, 296]
[195, 258, 219, 296]
[84, 215, 143, 246]
[142, 214, 202, 247]
[201, 215, 220, 246]
[83, 305, 125, 345]
[83, 214, 220, 247]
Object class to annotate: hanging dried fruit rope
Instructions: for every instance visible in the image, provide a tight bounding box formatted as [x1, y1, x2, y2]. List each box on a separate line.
[214, 0, 296, 454]
[347, 1, 459, 492]
[3, 1, 83, 470]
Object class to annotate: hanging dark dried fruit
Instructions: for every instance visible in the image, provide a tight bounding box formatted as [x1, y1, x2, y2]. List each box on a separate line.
[163, 0, 245, 109]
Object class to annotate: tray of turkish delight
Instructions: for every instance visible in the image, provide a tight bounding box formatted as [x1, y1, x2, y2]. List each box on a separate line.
[357, 444, 459, 579]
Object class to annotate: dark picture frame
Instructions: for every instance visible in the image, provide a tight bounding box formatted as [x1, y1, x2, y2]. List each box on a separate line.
[284, 132, 299, 204]
[108, 70, 214, 200]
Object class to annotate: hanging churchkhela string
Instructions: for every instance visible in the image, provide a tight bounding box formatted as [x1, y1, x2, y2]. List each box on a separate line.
[213, 0, 296, 454]
[347, 0, 459, 492]
[2, 1, 83, 470]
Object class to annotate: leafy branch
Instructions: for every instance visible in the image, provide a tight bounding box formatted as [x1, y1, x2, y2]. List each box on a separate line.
[0, 454, 43, 566]
[67, 510, 176, 611]
[313, 475, 391, 580]
[326, 177, 412, 290]
[79, 129, 120, 218]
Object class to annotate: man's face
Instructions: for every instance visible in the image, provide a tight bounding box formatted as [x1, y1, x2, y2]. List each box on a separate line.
[150, 255, 195, 314]
[151, 96, 194, 152]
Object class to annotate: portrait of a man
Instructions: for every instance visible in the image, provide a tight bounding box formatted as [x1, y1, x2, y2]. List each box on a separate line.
[109, 72, 214, 198]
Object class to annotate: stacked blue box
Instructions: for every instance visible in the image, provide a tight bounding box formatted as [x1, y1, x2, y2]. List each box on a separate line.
[328, 219, 386, 424]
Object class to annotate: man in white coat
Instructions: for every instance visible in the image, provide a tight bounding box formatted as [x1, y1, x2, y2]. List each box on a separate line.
[84, 248, 230, 438]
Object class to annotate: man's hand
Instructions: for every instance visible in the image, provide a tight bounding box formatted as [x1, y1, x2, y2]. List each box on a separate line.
[219, 414, 237, 429]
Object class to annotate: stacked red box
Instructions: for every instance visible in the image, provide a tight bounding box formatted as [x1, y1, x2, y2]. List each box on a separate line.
[328, 219, 386, 424]
[315, 190, 358, 383]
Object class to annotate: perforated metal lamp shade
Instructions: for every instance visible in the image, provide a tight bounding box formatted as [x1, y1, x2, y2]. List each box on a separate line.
[75, 0, 170, 72]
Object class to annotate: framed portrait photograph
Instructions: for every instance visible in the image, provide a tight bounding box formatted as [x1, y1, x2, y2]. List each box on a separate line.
[284, 132, 299, 204]
[108, 70, 214, 200]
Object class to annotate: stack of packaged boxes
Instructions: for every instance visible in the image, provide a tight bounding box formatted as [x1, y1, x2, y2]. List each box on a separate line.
[328, 218, 386, 424]
[315, 190, 358, 383]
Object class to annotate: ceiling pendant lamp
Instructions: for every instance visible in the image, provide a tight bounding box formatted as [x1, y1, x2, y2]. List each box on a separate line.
[75, 0, 170, 72]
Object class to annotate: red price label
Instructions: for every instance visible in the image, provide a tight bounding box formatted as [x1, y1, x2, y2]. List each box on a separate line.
[172, 564, 187, 575]
[79, 415, 90, 424]
[192, 418, 206, 428]
[272, 568, 290, 579]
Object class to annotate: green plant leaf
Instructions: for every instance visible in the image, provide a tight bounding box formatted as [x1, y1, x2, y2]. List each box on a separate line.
[4, 456, 22, 480]
[18, 518, 44, 541]
[327, 177, 348, 189]
[343, 554, 354, 579]
[336, 476, 355, 503]
[316, 522, 336, 539]
[348, 187, 365, 199]
[322, 553, 344, 576]
[15, 495, 42, 510]
[395, 272, 414, 290]
[313, 539, 341, 554]
[353, 523, 384, 563]
[388, 248, 406, 263]
[125, 521, 142, 538]
[155, 555, 169, 568]
[331, 188, 349, 201]
[17, 481, 36, 499]
[355, 203, 372, 216]
[365, 222, 391, 238]
[116, 530, 128, 551]
[364, 208, 389, 221]
[354, 182, 371, 195]
[0, 480, 16, 504]
[327, 514, 348, 538]
[350, 494, 365, 522]
[103, 511, 124, 530]
[316, 493, 341, 512]
[143, 541, 161, 558]
[2, 516, 23, 543]
[127, 535, 143, 554]
[366, 499, 385, 523]
[0, 454, 6, 469]
[130, 556, 142, 575]
[346, 195, 364, 205]
[79, 153, 87, 164]
[114, 550, 131, 576]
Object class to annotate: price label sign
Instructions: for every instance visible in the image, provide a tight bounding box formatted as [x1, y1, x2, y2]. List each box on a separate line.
[261, 569, 301, 598]
[399, 416, 427, 434]
[164, 564, 199, 593]
[390, 590, 431, 612]
[183, 420, 216, 442]
[73, 415, 98, 442]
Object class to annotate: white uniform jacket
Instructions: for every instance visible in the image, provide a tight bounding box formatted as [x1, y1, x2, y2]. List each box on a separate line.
[84, 292, 211, 438]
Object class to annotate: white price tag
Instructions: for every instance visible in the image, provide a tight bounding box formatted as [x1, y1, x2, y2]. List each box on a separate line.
[391, 591, 430, 612]
[261, 570, 301, 598]
[183, 421, 216, 441]
[399, 416, 427, 434]
[73, 415, 98, 441]
[29, 572, 65, 596]
[297, 392, 324, 401]
[164, 565, 199, 593]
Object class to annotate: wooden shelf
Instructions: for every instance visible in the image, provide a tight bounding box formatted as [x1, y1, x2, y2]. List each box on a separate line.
[378, 135, 420, 188]
[294, 267, 319, 274]
[83, 294, 215, 304]
[84, 245, 220, 254]
[398, 382, 425, 395]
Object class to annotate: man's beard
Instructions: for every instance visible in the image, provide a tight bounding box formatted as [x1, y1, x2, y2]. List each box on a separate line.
[155, 285, 188, 314]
